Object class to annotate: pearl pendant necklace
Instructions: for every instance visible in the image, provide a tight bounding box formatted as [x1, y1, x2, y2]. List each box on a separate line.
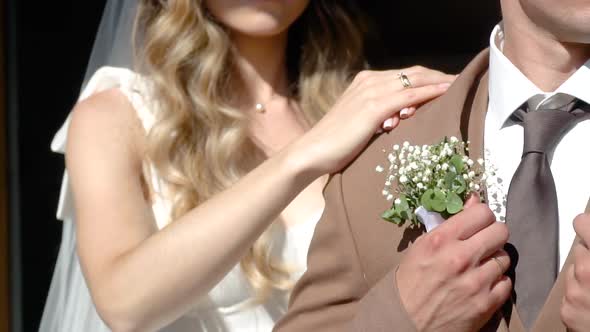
[255, 102, 266, 113]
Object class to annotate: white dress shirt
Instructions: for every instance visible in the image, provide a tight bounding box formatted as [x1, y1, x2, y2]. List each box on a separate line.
[485, 24, 590, 270]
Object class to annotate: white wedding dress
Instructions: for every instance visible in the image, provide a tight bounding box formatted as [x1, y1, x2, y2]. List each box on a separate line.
[39, 67, 322, 332]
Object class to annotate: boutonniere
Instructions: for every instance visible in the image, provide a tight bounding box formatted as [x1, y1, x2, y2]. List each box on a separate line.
[376, 137, 499, 232]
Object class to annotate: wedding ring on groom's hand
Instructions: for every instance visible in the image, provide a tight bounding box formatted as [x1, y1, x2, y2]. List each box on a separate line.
[398, 72, 412, 88]
[491, 256, 504, 275]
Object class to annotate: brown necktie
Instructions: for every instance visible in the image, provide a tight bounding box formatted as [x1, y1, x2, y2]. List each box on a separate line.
[505, 98, 589, 329]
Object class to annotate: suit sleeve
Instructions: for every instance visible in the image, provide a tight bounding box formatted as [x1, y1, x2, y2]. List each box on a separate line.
[274, 174, 418, 332]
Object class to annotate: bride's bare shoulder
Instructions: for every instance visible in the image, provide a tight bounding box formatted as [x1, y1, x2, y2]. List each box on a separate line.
[66, 87, 146, 167]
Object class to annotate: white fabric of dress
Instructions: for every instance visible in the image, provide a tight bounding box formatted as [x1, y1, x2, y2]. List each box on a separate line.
[39, 67, 321, 332]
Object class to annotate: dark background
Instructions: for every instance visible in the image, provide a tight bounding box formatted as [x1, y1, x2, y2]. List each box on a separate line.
[5, 1, 501, 331]
[7, 2, 107, 331]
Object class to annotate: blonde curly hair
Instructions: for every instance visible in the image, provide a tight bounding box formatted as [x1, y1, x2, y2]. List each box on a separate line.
[134, 0, 365, 301]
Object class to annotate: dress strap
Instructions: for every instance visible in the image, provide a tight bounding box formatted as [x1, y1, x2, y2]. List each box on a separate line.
[50, 66, 156, 221]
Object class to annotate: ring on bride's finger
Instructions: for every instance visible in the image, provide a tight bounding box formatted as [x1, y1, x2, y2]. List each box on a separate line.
[398, 72, 412, 88]
[491, 257, 504, 275]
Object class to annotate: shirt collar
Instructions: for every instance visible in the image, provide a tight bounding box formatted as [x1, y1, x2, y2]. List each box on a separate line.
[488, 23, 590, 129]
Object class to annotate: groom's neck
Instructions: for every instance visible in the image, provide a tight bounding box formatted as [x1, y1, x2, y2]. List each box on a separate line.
[500, 2, 590, 92]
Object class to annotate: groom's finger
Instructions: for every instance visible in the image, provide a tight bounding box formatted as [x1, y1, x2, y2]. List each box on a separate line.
[472, 249, 510, 285]
[574, 213, 590, 245]
[488, 275, 512, 311]
[464, 221, 509, 263]
[437, 203, 496, 241]
[573, 244, 590, 284]
[464, 193, 481, 209]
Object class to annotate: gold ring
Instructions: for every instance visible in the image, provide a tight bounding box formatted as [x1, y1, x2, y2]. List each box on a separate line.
[398, 72, 412, 88]
[491, 257, 504, 275]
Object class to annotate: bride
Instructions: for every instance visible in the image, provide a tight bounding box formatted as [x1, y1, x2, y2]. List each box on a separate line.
[40, 0, 455, 331]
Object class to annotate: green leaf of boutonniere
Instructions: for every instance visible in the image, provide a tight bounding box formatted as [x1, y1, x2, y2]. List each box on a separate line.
[452, 175, 467, 194]
[444, 171, 455, 190]
[446, 192, 464, 214]
[422, 189, 446, 212]
[420, 189, 434, 210]
[382, 208, 402, 224]
[398, 194, 410, 210]
[431, 189, 447, 212]
[450, 154, 465, 173]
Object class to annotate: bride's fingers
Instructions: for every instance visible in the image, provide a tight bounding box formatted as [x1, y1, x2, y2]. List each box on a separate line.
[380, 66, 453, 80]
[389, 67, 456, 89]
[365, 73, 454, 102]
[382, 105, 415, 129]
[400, 107, 417, 120]
[401, 71, 456, 90]
[377, 115, 399, 133]
[383, 114, 401, 131]
[348, 68, 453, 134]
[382, 117, 394, 130]
[359, 67, 456, 93]
[373, 83, 451, 125]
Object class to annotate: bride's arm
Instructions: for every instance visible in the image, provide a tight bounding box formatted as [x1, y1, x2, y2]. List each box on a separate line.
[67, 69, 454, 331]
[68, 89, 313, 331]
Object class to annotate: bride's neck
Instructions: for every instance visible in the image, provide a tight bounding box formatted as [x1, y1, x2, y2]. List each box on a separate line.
[232, 31, 290, 102]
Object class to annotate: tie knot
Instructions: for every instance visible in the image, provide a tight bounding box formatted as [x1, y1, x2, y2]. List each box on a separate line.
[520, 110, 577, 154]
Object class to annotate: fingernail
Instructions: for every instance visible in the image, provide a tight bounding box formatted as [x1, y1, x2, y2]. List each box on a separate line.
[383, 118, 394, 129]
[439, 83, 452, 89]
[400, 108, 410, 119]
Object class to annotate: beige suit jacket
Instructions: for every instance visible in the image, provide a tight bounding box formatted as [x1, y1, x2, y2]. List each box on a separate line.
[275, 50, 590, 332]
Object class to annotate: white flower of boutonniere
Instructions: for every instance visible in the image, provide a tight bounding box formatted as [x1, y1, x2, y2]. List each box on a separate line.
[376, 137, 502, 232]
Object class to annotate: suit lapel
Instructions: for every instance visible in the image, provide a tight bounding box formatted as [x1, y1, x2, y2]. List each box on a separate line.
[465, 72, 488, 169]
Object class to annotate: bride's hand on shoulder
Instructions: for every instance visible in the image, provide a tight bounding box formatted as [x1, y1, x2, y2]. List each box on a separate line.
[289, 66, 456, 178]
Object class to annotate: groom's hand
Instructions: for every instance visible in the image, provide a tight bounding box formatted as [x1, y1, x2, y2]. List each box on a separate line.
[396, 195, 511, 332]
[561, 213, 590, 332]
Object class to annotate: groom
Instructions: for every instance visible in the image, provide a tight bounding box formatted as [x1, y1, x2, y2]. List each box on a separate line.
[275, 0, 590, 331]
